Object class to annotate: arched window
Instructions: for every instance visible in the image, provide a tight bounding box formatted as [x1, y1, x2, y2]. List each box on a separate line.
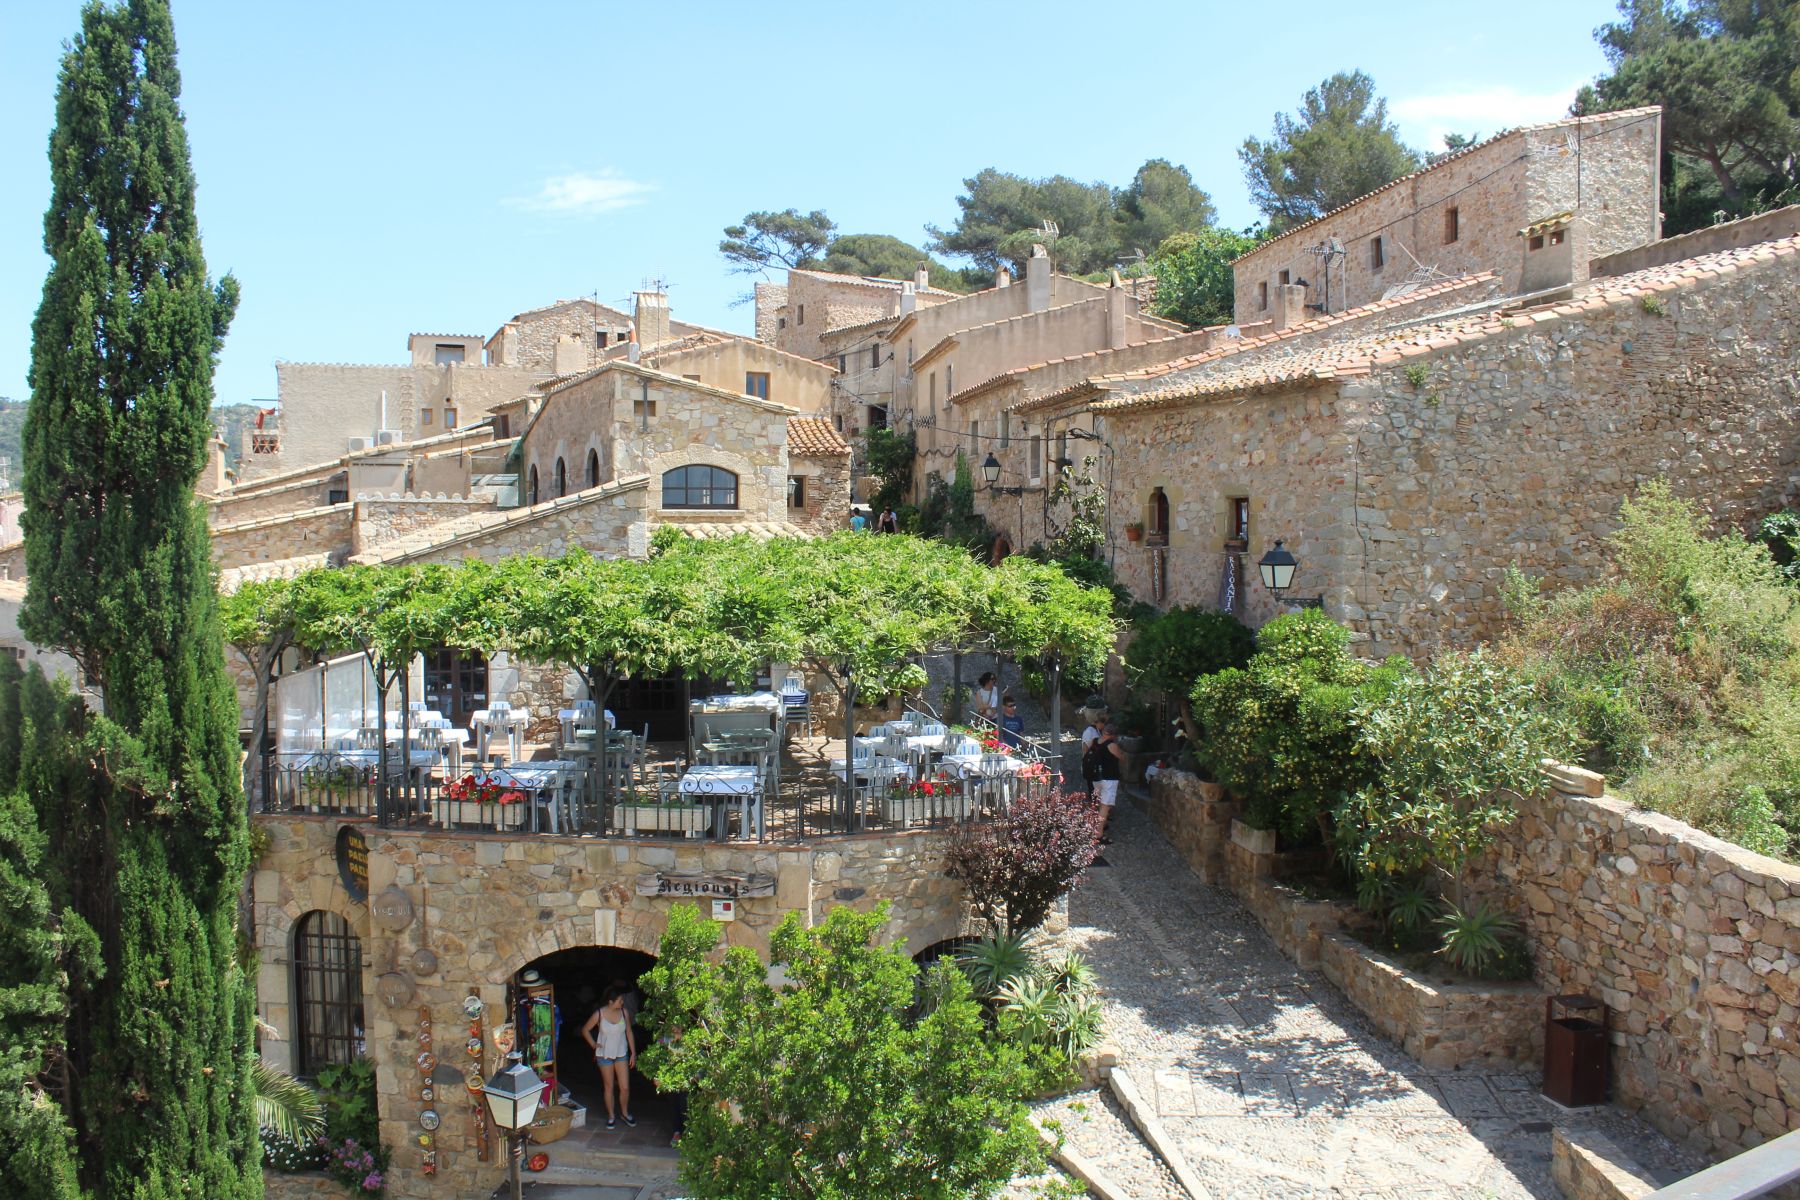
[554, 457, 567, 498]
[528, 465, 539, 506]
[1148, 486, 1170, 544]
[661, 466, 738, 510]
[294, 911, 364, 1078]
[585, 448, 600, 489]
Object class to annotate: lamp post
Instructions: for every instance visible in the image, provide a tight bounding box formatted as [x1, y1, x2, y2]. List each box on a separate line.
[980, 452, 1023, 496]
[1257, 539, 1322, 609]
[483, 1052, 543, 1200]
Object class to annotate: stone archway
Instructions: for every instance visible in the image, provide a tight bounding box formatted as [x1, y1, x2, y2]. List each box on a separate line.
[990, 534, 1013, 564]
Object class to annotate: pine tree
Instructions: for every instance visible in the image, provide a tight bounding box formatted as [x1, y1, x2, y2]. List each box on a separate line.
[19, 1, 258, 1195]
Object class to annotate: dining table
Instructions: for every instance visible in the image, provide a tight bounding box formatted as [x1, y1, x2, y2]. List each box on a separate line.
[479, 760, 582, 832]
[678, 764, 763, 839]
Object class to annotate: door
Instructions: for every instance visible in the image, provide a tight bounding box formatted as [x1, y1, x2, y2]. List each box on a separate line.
[612, 673, 722, 743]
[424, 649, 488, 730]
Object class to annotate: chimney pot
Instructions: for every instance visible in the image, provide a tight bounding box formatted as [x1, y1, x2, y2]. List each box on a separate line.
[899, 281, 917, 316]
[634, 290, 672, 349]
[1025, 248, 1052, 313]
[996, 266, 1012, 288]
[915, 262, 930, 289]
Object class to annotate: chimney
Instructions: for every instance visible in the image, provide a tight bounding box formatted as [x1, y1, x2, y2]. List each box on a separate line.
[1272, 283, 1309, 331]
[553, 333, 586, 375]
[995, 265, 1012, 288]
[626, 326, 641, 364]
[899, 281, 917, 317]
[634, 290, 672, 349]
[1106, 270, 1129, 349]
[1025, 244, 1051, 313]
[915, 262, 930, 290]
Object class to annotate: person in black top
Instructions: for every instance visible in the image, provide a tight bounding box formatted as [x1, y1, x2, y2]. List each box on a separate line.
[1083, 719, 1124, 843]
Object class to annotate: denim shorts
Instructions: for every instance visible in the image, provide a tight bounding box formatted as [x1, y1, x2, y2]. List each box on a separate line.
[596, 1054, 628, 1066]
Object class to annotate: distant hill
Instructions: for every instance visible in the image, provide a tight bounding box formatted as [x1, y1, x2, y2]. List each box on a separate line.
[0, 398, 268, 484]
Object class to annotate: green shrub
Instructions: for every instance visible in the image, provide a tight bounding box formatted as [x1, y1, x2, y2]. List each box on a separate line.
[1192, 609, 1411, 844]
[1498, 482, 1800, 858]
[1759, 509, 1800, 585]
[1124, 605, 1254, 748]
[1335, 649, 1573, 886]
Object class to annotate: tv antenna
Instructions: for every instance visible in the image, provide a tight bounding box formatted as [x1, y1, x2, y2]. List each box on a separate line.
[1307, 237, 1347, 314]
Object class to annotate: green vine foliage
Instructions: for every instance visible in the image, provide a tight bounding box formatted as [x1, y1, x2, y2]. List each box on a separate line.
[1759, 509, 1800, 585]
[861, 425, 917, 513]
[1192, 609, 1412, 845]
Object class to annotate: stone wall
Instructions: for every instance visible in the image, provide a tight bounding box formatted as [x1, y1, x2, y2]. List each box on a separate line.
[646, 337, 837, 415]
[1592, 205, 1800, 279]
[350, 494, 496, 555]
[357, 482, 646, 566]
[209, 475, 346, 525]
[262, 1171, 348, 1200]
[211, 505, 353, 570]
[252, 814, 971, 1200]
[788, 450, 851, 535]
[1486, 787, 1800, 1159]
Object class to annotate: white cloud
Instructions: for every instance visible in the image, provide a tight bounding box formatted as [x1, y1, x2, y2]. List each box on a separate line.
[1391, 84, 1583, 152]
[508, 170, 655, 216]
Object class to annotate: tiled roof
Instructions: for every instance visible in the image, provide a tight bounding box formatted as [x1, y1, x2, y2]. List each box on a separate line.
[1006, 273, 1499, 416]
[789, 269, 961, 298]
[822, 313, 902, 338]
[949, 326, 1223, 406]
[1234, 107, 1664, 263]
[1520, 211, 1575, 237]
[1101, 232, 1800, 412]
[408, 332, 483, 340]
[787, 417, 850, 456]
[219, 554, 336, 594]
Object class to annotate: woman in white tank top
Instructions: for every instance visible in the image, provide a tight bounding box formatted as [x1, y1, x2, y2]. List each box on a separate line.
[581, 986, 637, 1129]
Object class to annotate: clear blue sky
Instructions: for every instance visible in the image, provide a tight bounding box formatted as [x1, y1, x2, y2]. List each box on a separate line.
[0, 0, 1623, 409]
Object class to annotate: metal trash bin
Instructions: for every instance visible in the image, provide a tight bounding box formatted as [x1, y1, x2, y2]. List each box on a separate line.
[1543, 994, 1608, 1107]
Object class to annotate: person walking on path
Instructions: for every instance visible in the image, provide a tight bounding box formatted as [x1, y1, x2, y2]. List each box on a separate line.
[581, 986, 637, 1130]
[850, 508, 868, 532]
[1085, 719, 1125, 843]
[1079, 715, 1103, 799]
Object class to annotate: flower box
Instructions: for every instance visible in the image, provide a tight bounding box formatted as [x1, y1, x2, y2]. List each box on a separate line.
[882, 791, 974, 826]
[437, 799, 528, 829]
[615, 803, 711, 836]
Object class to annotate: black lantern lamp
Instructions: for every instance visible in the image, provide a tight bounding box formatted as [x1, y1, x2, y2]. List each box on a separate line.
[981, 452, 1023, 496]
[1257, 539, 1322, 609]
[483, 1053, 544, 1200]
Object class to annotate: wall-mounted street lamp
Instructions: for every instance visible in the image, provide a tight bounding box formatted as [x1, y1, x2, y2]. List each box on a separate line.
[1257, 539, 1323, 609]
[981, 453, 1024, 496]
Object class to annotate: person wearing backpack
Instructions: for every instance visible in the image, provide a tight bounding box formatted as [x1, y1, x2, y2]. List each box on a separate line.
[1088, 720, 1124, 843]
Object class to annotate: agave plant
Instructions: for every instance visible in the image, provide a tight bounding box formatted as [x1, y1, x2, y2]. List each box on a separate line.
[1048, 990, 1105, 1060]
[1040, 951, 1096, 997]
[996, 973, 1055, 1045]
[1435, 902, 1518, 977]
[253, 1057, 326, 1144]
[1386, 882, 1438, 933]
[956, 931, 1034, 1000]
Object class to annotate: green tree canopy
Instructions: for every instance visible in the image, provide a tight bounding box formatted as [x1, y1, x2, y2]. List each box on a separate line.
[927, 161, 1217, 275]
[819, 233, 977, 292]
[1239, 70, 1421, 232]
[1124, 605, 1256, 745]
[720, 208, 838, 274]
[640, 902, 1044, 1199]
[1577, 0, 1799, 225]
[15, 0, 259, 1191]
[1149, 226, 1265, 328]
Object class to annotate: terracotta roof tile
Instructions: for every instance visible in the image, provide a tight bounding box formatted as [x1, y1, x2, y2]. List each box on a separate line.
[787, 416, 850, 455]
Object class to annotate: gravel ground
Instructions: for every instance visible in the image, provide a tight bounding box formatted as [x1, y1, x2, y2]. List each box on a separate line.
[1021, 795, 1706, 1200]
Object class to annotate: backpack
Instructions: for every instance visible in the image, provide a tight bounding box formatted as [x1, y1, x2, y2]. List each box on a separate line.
[1081, 737, 1109, 782]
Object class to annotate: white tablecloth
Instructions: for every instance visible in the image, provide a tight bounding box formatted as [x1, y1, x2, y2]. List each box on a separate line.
[289, 748, 439, 771]
[679, 765, 760, 796]
[483, 761, 578, 791]
[694, 692, 782, 713]
[941, 752, 1030, 776]
[829, 756, 917, 781]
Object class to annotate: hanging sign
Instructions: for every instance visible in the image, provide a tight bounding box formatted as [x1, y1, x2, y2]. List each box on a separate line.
[335, 826, 370, 903]
[637, 871, 775, 899]
[371, 886, 415, 931]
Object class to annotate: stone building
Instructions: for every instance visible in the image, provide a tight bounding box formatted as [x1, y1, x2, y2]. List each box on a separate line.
[1090, 217, 1800, 658]
[756, 266, 962, 362]
[1231, 107, 1663, 325]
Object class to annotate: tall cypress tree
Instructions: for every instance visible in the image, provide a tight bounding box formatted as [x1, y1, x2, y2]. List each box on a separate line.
[21, 1, 258, 1195]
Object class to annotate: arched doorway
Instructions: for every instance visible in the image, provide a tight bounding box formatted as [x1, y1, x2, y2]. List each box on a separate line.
[509, 946, 675, 1147]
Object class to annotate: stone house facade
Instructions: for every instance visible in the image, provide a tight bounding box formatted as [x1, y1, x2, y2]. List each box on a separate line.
[1231, 107, 1663, 325]
[1096, 226, 1800, 658]
[253, 814, 970, 1200]
[759, 267, 960, 362]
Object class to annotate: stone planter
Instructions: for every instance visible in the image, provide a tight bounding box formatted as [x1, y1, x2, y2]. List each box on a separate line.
[437, 799, 528, 829]
[1317, 931, 1542, 1068]
[1230, 819, 1277, 855]
[614, 803, 710, 836]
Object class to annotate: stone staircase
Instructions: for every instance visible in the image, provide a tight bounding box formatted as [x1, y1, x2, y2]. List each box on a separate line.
[491, 1143, 681, 1199]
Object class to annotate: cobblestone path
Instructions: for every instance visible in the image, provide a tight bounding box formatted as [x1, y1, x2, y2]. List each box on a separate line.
[1037, 796, 1703, 1200]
